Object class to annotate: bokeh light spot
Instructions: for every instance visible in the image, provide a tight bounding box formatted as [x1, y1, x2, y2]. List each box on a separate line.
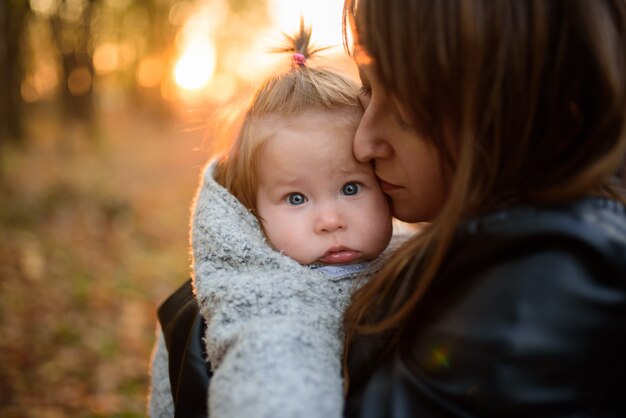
[59, 0, 85, 22]
[29, 0, 57, 16]
[432, 348, 451, 369]
[67, 66, 92, 96]
[21, 79, 40, 103]
[173, 43, 216, 91]
[169, 1, 194, 26]
[137, 57, 165, 88]
[93, 43, 120, 75]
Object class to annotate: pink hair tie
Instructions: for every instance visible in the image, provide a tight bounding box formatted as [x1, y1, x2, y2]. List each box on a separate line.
[292, 53, 306, 66]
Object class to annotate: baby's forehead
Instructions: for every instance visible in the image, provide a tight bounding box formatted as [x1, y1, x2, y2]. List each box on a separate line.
[258, 132, 373, 182]
[266, 107, 361, 128]
[253, 112, 359, 157]
[267, 164, 374, 188]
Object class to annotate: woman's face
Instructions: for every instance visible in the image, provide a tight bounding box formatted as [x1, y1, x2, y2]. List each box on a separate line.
[354, 63, 450, 223]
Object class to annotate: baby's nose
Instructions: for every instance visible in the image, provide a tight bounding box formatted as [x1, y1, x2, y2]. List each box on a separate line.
[315, 204, 346, 233]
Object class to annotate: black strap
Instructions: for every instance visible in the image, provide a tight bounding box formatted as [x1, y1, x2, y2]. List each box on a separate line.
[158, 279, 212, 418]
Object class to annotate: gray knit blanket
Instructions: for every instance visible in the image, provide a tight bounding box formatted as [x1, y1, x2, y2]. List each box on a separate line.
[149, 161, 404, 418]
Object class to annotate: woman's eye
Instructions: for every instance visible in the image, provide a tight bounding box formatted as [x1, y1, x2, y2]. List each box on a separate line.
[394, 112, 414, 131]
[359, 86, 372, 110]
[341, 182, 361, 196]
[287, 193, 307, 205]
[390, 97, 416, 132]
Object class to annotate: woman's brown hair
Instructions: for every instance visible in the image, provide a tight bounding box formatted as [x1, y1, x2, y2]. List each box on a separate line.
[342, 0, 626, 387]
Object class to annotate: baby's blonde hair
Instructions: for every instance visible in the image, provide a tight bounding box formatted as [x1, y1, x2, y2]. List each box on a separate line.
[214, 22, 362, 214]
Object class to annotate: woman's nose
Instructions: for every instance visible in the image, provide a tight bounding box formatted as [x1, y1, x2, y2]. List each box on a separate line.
[353, 104, 391, 162]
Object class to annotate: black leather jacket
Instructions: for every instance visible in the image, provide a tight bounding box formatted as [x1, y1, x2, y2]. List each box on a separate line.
[159, 197, 626, 417]
[346, 197, 626, 417]
[158, 279, 211, 418]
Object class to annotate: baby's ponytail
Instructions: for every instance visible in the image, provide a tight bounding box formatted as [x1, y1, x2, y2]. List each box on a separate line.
[271, 17, 330, 69]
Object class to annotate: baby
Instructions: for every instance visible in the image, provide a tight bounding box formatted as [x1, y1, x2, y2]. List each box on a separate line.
[149, 23, 398, 418]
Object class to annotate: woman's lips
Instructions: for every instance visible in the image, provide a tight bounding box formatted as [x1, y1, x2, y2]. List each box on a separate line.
[378, 179, 401, 193]
[318, 246, 361, 264]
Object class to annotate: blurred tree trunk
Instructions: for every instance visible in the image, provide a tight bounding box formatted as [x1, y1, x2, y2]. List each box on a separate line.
[51, 0, 95, 123]
[0, 0, 29, 144]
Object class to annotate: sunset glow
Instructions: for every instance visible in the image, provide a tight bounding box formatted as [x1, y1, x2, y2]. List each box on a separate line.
[170, 0, 349, 100]
[173, 42, 216, 91]
[171, 1, 225, 94]
[269, 0, 345, 48]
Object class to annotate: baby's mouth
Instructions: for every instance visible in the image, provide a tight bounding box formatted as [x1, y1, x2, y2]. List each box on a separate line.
[318, 246, 361, 264]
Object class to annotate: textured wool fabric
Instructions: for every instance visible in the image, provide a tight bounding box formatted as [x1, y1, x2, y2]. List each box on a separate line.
[148, 330, 174, 417]
[149, 161, 404, 418]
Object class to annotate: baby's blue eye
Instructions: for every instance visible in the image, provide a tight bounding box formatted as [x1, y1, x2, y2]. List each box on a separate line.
[341, 182, 360, 196]
[287, 193, 307, 205]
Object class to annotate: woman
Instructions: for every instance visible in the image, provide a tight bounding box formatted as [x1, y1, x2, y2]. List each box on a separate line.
[342, 0, 626, 416]
[150, 1, 626, 416]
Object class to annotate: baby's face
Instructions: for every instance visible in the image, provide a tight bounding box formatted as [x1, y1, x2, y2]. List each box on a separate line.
[255, 111, 392, 265]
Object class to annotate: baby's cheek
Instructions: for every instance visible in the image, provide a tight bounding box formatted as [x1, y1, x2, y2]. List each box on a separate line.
[281, 236, 314, 264]
[265, 225, 296, 252]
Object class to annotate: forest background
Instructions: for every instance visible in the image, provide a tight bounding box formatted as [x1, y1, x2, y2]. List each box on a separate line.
[0, 0, 353, 416]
